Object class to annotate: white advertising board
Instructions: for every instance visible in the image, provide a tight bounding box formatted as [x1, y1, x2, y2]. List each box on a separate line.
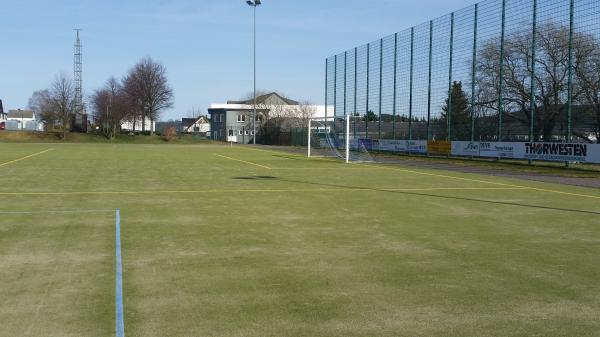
[451, 141, 600, 163]
[376, 140, 428, 154]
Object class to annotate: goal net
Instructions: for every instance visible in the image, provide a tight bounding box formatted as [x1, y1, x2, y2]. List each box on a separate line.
[307, 115, 374, 163]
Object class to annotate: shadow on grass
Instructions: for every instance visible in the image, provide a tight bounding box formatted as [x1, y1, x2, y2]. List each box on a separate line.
[233, 176, 279, 180]
[233, 175, 600, 216]
[270, 154, 306, 161]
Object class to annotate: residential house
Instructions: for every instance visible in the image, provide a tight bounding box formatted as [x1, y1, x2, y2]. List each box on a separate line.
[6, 109, 43, 131]
[182, 116, 210, 135]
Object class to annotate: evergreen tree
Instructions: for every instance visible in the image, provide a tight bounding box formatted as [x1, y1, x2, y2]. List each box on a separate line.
[441, 81, 471, 141]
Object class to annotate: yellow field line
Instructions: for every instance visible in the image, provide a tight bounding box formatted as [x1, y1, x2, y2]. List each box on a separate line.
[238, 147, 600, 200]
[242, 146, 306, 158]
[215, 154, 271, 169]
[364, 163, 600, 200]
[0, 186, 528, 196]
[524, 187, 600, 200]
[0, 148, 54, 168]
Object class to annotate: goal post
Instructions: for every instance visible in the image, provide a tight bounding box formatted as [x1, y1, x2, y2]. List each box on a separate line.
[307, 115, 374, 163]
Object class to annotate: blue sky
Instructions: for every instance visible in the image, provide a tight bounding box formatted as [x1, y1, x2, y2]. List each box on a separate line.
[1, 0, 475, 120]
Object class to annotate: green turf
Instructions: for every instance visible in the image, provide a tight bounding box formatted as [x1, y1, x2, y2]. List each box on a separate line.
[0, 143, 599, 337]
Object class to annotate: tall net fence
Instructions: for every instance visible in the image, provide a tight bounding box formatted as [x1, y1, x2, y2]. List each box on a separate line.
[325, 0, 600, 145]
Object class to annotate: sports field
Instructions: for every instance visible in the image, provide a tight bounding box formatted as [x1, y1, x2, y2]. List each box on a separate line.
[1, 143, 599, 337]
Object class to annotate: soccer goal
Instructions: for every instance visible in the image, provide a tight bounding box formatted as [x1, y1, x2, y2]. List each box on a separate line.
[307, 115, 374, 163]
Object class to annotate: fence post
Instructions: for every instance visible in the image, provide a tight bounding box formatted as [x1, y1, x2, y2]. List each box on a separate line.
[325, 58, 328, 121]
[307, 119, 311, 157]
[447, 12, 455, 141]
[409, 27, 415, 142]
[379, 38, 383, 139]
[393, 33, 398, 140]
[471, 4, 478, 142]
[334, 54, 337, 131]
[344, 51, 347, 119]
[530, 0, 537, 143]
[498, 0, 506, 141]
[366, 43, 370, 138]
[566, 0, 575, 167]
[427, 20, 433, 141]
[567, 0, 574, 143]
[354, 47, 358, 138]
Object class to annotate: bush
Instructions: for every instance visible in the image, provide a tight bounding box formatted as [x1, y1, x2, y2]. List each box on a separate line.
[162, 127, 177, 142]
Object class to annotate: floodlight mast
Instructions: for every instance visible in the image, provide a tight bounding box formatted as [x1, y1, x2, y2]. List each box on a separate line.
[247, 0, 261, 144]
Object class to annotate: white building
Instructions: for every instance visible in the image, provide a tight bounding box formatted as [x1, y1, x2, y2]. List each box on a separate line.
[182, 116, 210, 134]
[121, 117, 155, 133]
[208, 92, 327, 143]
[6, 109, 43, 131]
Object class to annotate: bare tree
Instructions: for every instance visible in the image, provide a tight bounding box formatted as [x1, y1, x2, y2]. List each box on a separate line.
[123, 57, 174, 135]
[287, 101, 316, 129]
[573, 36, 600, 143]
[91, 77, 131, 139]
[28, 89, 53, 124]
[475, 22, 595, 141]
[47, 74, 76, 139]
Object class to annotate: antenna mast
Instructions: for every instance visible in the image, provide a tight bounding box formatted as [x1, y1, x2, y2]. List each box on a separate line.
[74, 29, 83, 115]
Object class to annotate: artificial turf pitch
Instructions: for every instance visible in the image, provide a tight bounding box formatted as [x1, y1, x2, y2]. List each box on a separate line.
[0, 143, 599, 337]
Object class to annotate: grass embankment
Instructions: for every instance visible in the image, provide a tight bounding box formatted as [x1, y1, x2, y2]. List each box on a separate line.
[0, 130, 213, 144]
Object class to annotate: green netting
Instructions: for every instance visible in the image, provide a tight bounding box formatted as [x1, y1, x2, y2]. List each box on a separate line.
[326, 0, 600, 144]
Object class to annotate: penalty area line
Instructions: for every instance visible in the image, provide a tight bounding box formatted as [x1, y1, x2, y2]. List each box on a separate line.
[215, 154, 271, 169]
[115, 209, 125, 337]
[0, 148, 54, 168]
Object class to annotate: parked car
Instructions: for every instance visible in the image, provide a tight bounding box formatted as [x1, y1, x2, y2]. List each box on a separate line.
[0, 121, 5, 130]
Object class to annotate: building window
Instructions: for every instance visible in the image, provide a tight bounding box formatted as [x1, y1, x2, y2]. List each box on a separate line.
[250, 130, 254, 135]
[244, 130, 249, 135]
[238, 130, 243, 135]
[228, 129, 233, 136]
[237, 114, 246, 122]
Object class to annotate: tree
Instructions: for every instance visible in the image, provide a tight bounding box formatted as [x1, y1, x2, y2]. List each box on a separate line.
[475, 22, 595, 141]
[48, 74, 76, 139]
[123, 57, 174, 135]
[573, 36, 600, 143]
[28, 89, 53, 124]
[91, 77, 131, 139]
[288, 101, 316, 128]
[441, 81, 470, 141]
[363, 110, 378, 122]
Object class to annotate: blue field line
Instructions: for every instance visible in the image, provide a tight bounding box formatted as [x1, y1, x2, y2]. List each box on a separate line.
[115, 209, 125, 337]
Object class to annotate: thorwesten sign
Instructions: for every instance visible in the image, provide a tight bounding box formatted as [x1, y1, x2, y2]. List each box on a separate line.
[452, 141, 600, 163]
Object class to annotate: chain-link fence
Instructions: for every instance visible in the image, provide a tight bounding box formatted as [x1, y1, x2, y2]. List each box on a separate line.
[325, 0, 600, 144]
